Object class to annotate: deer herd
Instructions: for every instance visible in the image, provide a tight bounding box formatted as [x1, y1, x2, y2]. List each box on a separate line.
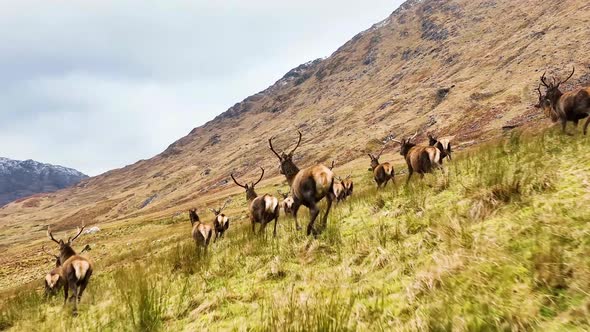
[38, 66, 589, 316]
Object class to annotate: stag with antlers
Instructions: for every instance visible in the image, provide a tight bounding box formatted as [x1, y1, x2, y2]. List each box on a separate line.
[231, 167, 280, 237]
[537, 67, 590, 134]
[189, 208, 213, 254]
[210, 200, 231, 242]
[47, 224, 93, 315]
[392, 132, 441, 183]
[277, 189, 295, 217]
[368, 146, 395, 188]
[269, 131, 336, 236]
[42, 244, 91, 298]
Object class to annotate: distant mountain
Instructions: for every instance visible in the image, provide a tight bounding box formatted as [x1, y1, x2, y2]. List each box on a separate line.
[0, 157, 88, 206]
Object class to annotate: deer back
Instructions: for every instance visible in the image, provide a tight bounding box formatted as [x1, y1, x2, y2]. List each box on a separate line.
[291, 164, 334, 201]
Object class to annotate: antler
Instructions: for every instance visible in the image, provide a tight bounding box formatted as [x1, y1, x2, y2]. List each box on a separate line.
[289, 131, 302, 155]
[230, 173, 247, 188]
[540, 71, 550, 87]
[409, 131, 419, 141]
[376, 146, 387, 158]
[536, 84, 542, 98]
[219, 199, 230, 212]
[68, 224, 86, 243]
[47, 226, 60, 245]
[80, 244, 92, 254]
[268, 136, 282, 159]
[557, 66, 575, 87]
[41, 245, 59, 258]
[253, 167, 265, 186]
[329, 160, 335, 170]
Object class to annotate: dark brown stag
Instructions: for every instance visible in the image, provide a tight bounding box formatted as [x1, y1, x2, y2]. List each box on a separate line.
[269, 131, 335, 236]
[231, 167, 280, 236]
[368, 146, 394, 188]
[392, 132, 441, 183]
[537, 67, 590, 134]
[47, 225, 93, 315]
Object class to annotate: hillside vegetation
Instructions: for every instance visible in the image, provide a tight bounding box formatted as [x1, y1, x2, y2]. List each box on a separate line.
[3, 127, 590, 331]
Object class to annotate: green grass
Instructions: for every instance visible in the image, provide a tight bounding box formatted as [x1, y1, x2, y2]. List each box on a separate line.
[3, 128, 590, 331]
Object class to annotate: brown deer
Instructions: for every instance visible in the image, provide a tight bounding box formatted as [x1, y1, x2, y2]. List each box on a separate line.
[368, 146, 395, 188]
[209, 200, 230, 242]
[42, 245, 63, 297]
[333, 179, 346, 202]
[341, 175, 354, 199]
[427, 133, 452, 164]
[277, 189, 295, 217]
[231, 167, 280, 237]
[189, 208, 213, 254]
[269, 131, 335, 236]
[537, 67, 590, 134]
[392, 132, 441, 183]
[47, 225, 93, 315]
[42, 245, 91, 297]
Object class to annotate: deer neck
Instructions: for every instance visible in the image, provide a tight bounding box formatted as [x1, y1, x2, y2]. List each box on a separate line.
[283, 163, 300, 186]
[59, 246, 77, 263]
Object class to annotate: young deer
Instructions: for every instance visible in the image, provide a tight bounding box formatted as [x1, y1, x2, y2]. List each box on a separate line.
[189, 208, 213, 254]
[47, 225, 93, 315]
[231, 167, 280, 236]
[277, 189, 295, 217]
[209, 200, 230, 242]
[269, 131, 335, 236]
[368, 146, 394, 188]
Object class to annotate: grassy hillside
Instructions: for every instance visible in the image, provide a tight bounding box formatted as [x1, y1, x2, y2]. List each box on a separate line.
[3, 126, 590, 331]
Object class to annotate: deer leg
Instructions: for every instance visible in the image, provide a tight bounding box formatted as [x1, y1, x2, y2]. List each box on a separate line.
[292, 201, 302, 231]
[68, 281, 79, 315]
[320, 194, 335, 232]
[77, 271, 92, 302]
[213, 231, 218, 243]
[406, 168, 414, 184]
[273, 214, 279, 238]
[63, 282, 69, 306]
[307, 202, 320, 236]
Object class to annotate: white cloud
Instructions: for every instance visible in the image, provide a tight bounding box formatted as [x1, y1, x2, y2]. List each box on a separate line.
[0, 0, 402, 175]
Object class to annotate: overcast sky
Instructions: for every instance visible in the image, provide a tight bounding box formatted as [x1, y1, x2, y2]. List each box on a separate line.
[0, 0, 402, 176]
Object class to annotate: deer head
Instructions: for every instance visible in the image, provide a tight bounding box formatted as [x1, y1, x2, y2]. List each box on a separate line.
[540, 67, 575, 109]
[47, 224, 86, 263]
[210, 199, 230, 216]
[231, 167, 265, 201]
[368, 146, 387, 170]
[269, 131, 302, 179]
[391, 132, 418, 157]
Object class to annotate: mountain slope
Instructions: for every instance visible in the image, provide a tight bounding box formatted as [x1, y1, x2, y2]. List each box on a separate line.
[0, 158, 87, 207]
[2, 0, 590, 234]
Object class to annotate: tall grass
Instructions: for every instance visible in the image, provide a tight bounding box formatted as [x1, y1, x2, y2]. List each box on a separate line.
[2, 128, 590, 331]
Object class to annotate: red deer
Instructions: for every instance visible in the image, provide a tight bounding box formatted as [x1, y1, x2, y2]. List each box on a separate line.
[42, 245, 63, 297]
[368, 147, 394, 188]
[427, 133, 452, 164]
[537, 67, 590, 134]
[231, 167, 280, 237]
[332, 179, 346, 202]
[42, 245, 91, 297]
[392, 132, 441, 183]
[47, 225, 93, 315]
[341, 175, 354, 199]
[269, 131, 335, 236]
[189, 208, 213, 254]
[209, 200, 230, 242]
[277, 189, 295, 217]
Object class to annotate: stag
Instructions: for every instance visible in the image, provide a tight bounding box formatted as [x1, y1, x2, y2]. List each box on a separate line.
[341, 175, 354, 199]
[427, 133, 452, 164]
[277, 189, 295, 217]
[189, 208, 213, 254]
[537, 67, 590, 134]
[231, 167, 280, 236]
[42, 245, 91, 297]
[368, 146, 395, 188]
[47, 225, 93, 315]
[269, 131, 335, 236]
[392, 132, 441, 183]
[210, 200, 230, 242]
